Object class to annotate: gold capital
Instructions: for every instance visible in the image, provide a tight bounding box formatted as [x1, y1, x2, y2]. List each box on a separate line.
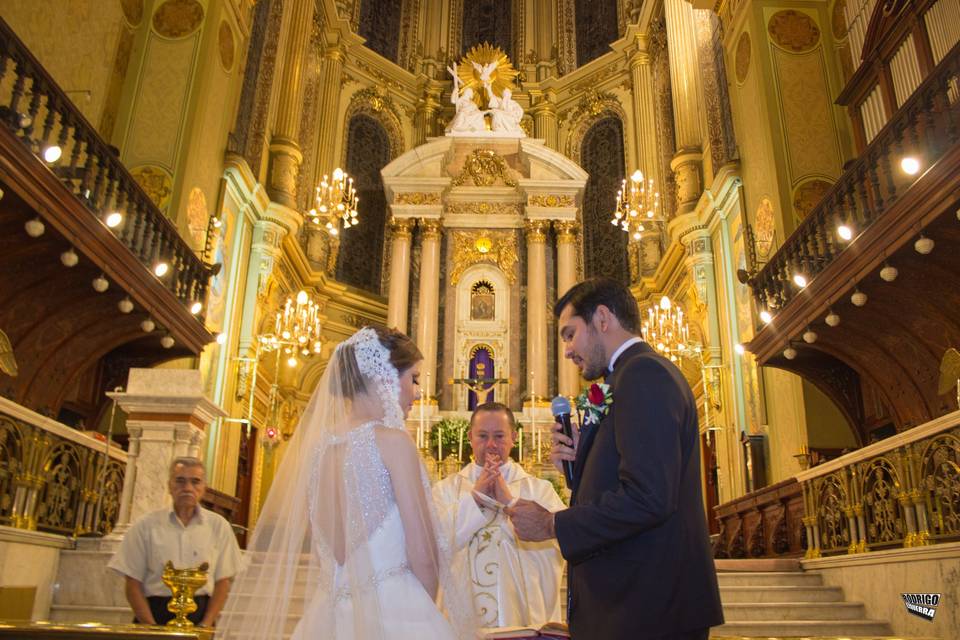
[554, 220, 578, 244]
[524, 219, 549, 243]
[389, 217, 415, 239]
[421, 218, 443, 240]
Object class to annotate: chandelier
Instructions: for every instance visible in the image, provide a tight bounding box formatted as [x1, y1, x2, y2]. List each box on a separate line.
[641, 295, 691, 363]
[611, 170, 662, 241]
[259, 290, 323, 365]
[310, 168, 359, 235]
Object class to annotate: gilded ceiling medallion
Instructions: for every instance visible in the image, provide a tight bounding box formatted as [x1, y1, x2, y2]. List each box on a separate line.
[456, 43, 520, 109]
[768, 10, 821, 53]
[735, 32, 751, 84]
[121, 0, 144, 26]
[218, 20, 235, 71]
[792, 179, 833, 222]
[153, 0, 204, 39]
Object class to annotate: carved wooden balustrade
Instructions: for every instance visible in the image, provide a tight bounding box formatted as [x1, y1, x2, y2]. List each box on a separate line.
[797, 410, 960, 557]
[713, 478, 806, 559]
[747, 40, 960, 317]
[0, 398, 124, 536]
[0, 16, 211, 308]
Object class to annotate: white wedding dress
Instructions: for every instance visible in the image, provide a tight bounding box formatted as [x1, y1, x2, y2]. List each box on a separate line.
[292, 422, 456, 640]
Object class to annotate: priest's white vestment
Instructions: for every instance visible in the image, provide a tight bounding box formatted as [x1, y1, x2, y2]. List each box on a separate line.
[432, 460, 566, 628]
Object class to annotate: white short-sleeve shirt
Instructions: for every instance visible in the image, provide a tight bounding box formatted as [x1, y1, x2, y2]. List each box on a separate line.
[108, 506, 241, 597]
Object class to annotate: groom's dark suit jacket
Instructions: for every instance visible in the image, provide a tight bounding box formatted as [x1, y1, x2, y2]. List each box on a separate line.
[554, 341, 723, 639]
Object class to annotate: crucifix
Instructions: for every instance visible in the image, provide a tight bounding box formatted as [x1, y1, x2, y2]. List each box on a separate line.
[451, 373, 510, 407]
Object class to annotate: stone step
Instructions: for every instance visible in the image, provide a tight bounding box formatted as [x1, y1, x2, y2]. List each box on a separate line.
[716, 570, 823, 586]
[50, 604, 131, 625]
[719, 585, 845, 603]
[713, 619, 893, 636]
[721, 601, 867, 621]
[714, 557, 801, 572]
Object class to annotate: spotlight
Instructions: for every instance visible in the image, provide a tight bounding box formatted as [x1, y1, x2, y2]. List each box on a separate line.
[760, 310, 773, 324]
[216, 333, 227, 345]
[734, 343, 745, 355]
[153, 261, 169, 277]
[105, 211, 123, 228]
[42, 144, 62, 163]
[24, 218, 45, 237]
[118, 297, 134, 314]
[160, 335, 175, 349]
[92, 275, 109, 293]
[837, 224, 853, 241]
[900, 156, 920, 175]
[60, 248, 79, 267]
[793, 273, 808, 288]
[190, 301, 203, 315]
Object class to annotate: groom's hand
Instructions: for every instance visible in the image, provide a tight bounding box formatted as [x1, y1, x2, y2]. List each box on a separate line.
[506, 499, 556, 541]
[549, 421, 577, 475]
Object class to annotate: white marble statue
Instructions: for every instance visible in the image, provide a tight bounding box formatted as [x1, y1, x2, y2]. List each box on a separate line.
[486, 85, 525, 134]
[446, 62, 488, 133]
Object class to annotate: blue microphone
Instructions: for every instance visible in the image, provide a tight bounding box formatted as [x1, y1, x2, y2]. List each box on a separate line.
[551, 395, 575, 487]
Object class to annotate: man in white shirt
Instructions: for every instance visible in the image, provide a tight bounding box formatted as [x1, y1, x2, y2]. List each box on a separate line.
[108, 457, 241, 627]
[433, 402, 566, 629]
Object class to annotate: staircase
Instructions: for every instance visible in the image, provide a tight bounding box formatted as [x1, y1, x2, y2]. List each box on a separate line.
[712, 559, 894, 637]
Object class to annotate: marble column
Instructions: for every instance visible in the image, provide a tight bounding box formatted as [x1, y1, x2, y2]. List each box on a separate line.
[267, 0, 314, 207]
[108, 369, 225, 535]
[664, 0, 704, 214]
[386, 217, 416, 332]
[554, 220, 580, 397]
[526, 220, 549, 400]
[416, 219, 442, 400]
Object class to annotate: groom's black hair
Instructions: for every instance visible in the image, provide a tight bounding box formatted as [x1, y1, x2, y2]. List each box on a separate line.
[554, 277, 640, 333]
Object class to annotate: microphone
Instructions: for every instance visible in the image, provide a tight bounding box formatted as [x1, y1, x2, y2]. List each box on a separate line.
[551, 395, 576, 488]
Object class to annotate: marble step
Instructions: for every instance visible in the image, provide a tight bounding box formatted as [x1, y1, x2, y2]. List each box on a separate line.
[721, 600, 868, 621]
[50, 604, 132, 625]
[716, 570, 823, 586]
[719, 584, 845, 603]
[713, 618, 893, 636]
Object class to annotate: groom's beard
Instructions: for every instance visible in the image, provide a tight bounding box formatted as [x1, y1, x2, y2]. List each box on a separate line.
[580, 340, 607, 380]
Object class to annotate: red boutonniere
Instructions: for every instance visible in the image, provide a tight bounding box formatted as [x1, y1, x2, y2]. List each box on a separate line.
[576, 382, 613, 426]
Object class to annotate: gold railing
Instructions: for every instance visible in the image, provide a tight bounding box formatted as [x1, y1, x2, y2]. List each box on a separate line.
[797, 410, 960, 558]
[0, 398, 124, 536]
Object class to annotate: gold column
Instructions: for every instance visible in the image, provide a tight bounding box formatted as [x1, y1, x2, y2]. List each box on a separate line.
[630, 48, 662, 192]
[414, 85, 442, 146]
[267, 0, 315, 207]
[314, 44, 346, 175]
[526, 219, 549, 400]
[664, 0, 704, 214]
[554, 220, 580, 397]
[531, 92, 559, 150]
[387, 218, 416, 332]
[416, 219, 443, 400]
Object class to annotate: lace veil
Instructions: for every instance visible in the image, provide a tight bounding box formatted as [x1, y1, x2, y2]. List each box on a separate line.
[217, 327, 476, 639]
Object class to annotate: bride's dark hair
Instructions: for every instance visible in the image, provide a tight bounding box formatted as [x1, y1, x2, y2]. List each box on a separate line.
[334, 326, 422, 398]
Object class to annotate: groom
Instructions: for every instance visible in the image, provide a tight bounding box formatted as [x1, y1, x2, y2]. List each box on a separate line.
[507, 278, 723, 639]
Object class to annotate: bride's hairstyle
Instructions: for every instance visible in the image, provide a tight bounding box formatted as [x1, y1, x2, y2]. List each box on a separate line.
[335, 326, 422, 397]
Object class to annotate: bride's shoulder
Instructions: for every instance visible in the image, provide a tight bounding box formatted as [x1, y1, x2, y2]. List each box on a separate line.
[372, 424, 414, 446]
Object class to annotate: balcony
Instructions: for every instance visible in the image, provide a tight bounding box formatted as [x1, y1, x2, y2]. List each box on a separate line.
[745, 40, 960, 436]
[0, 17, 214, 418]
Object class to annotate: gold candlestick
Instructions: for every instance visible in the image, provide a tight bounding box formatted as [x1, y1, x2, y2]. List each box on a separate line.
[161, 561, 209, 629]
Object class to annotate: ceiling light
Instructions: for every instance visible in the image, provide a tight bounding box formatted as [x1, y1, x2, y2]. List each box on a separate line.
[851, 289, 868, 307]
[153, 261, 169, 277]
[24, 218, 45, 237]
[42, 144, 62, 163]
[105, 211, 123, 228]
[783, 347, 797, 360]
[900, 156, 920, 175]
[734, 343, 745, 355]
[803, 329, 818, 344]
[160, 335, 175, 349]
[190, 301, 202, 315]
[118, 297, 134, 314]
[216, 333, 227, 345]
[793, 273, 808, 288]
[60, 248, 78, 267]
[759, 310, 773, 324]
[880, 264, 898, 282]
[914, 234, 934, 254]
[837, 224, 853, 241]
[92, 275, 109, 293]
[825, 310, 840, 326]
[141, 318, 155, 333]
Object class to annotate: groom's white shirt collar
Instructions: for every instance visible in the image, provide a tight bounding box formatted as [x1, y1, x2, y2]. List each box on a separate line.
[608, 336, 643, 372]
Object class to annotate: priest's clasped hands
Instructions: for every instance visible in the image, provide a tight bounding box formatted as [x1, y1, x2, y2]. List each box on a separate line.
[472, 453, 513, 508]
[506, 421, 578, 542]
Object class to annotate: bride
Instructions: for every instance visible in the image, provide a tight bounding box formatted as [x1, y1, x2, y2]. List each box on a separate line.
[216, 327, 476, 639]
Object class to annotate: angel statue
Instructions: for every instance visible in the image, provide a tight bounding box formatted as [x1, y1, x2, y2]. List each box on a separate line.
[445, 62, 487, 133]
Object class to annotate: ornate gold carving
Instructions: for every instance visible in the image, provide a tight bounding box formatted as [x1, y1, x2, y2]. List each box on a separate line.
[563, 90, 627, 161]
[396, 192, 441, 205]
[344, 86, 404, 159]
[355, 59, 404, 91]
[528, 194, 574, 207]
[420, 218, 443, 240]
[569, 62, 622, 94]
[524, 219, 549, 243]
[554, 220, 578, 244]
[455, 43, 520, 109]
[218, 20, 235, 71]
[735, 32, 751, 84]
[768, 10, 821, 53]
[792, 179, 833, 222]
[452, 149, 518, 187]
[754, 197, 776, 260]
[389, 217, 416, 238]
[445, 201, 522, 216]
[130, 165, 173, 212]
[152, 0, 204, 39]
[450, 230, 518, 284]
[0, 328, 17, 376]
[121, 0, 144, 26]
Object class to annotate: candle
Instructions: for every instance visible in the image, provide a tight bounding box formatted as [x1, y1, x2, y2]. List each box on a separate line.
[519, 426, 523, 463]
[458, 424, 464, 463]
[438, 422, 443, 461]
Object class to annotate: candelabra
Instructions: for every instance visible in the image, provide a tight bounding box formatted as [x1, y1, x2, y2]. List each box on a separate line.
[641, 295, 690, 363]
[611, 169, 663, 241]
[310, 168, 359, 235]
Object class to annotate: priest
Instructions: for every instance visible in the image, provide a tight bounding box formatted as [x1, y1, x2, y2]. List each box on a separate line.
[433, 402, 566, 628]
